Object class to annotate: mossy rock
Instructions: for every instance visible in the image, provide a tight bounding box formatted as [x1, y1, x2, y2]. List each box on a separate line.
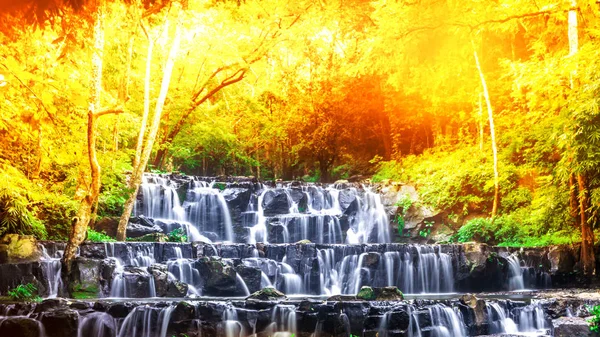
[247, 287, 286, 301]
[0, 234, 40, 263]
[128, 233, 168, 242]
[356, 286, 375, 300]
[296, 239, 312, 244]
[374, 286, 404, 301]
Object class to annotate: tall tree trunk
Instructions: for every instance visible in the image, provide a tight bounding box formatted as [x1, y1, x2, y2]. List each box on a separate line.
[478, 93, 484, 153]
[578, 173, 595, 275]
[473, 42, 499, 218]
[63, 4, 105, 271]
[116, 9, 182, 241]
[568, 0, 595, 275]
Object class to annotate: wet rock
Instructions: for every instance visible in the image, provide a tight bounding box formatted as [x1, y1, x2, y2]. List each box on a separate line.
[549, 246, 577, 274]
[357, 286, 376, 300]
[107, 302, 133, 318]
[79, 243, 107, 259]
[374, 286, 404, 301]
[296, 239, 312, 244]
[166, 280, 188, 297]
[121, 267, 153, 298]
[0, 234, 40, 263]
[339, 189, 357, 212]
[235, 264, 262, 294]
[34, 298, 69, 313]
[171, 302, 196, 321]
[40, 308, 79, 337]
[128, 233, 168, 242]
[69, 257, 101, 299]
[129, 215, 155, 227]
[126, 223, 164, 239]
[460, 294, 488, 326]
[196, 257, 239, 296]
[247, 287, 286, 301]
[262, 189, 291, 216]
[363, 252, 380, 268]
[0, 317, 43, 337]
[149, 264, 169, 296]
[553, 316, 597, 337]
[223, 187, 252, 224]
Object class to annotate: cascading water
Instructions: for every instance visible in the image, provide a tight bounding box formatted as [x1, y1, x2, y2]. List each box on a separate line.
[39, 244, 63, 298]
[507, 254, 525, 291]
[117, 305, 175, 337]
[106, 243, 156, 298]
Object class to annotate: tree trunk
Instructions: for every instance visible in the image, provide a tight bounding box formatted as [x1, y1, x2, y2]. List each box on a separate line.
[478, 93, 484, 152]
[568, 0, 594, 275]
[116, 9, 182, 241]
[63, 3, 105, 271]
[578, 173, 595, 275]
[473, 43, 499, 218]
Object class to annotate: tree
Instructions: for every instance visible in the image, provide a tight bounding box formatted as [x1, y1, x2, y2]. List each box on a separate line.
[116, 3, 183, 241]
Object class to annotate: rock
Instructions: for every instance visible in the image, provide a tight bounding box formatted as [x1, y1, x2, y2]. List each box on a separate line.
[120, 267, 153, 298]
[34, 298, 69, 313]
[235, 265, 262, 294]
[261, 189, 291, 216]
[247, 287, 286, 301]
[0, 234, 40, 263]
[69, 257, 101, 299]
[196, 257, 239, 296]
[171, 302, 195, 321]
[166, 279, 188, 297]
[0, 317, 42, 337]
[222, 188, 252, 224]
[129, 215, 155, 227]
[357, 286, 375, 300]
[553, 316, 597, 337]
[459, 294, 488, 326]
[128, 233, 168, 242]
[339, 189, 357, 212]
[40, 308, 79, 337]
[91, 217, 118, 238]
[148, 264, 169, 296]
[296, 239, 312, 244]
[374, 287, 404, 301]
[126, 223, 164, 238]
[463, 243, 489, 274]
[549, 246, 577, 274]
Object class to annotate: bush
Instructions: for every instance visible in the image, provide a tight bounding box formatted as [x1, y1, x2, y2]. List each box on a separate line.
[167, 228, 187, 243]
[8, 283, 41, 302]
[0, 188, 47, 239]
[32, 195, 78, 240]
[588, 305, 600, 333]
[87, 229, 116, 242]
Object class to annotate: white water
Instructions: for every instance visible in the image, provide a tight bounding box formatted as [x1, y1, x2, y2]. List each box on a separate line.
[39, 245, 63, 298]
[507, 254, 525, 291]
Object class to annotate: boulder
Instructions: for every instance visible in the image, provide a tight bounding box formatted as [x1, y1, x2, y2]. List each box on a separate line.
[128, 233, 168, 242]
[0, 317, 43, 337]
[235, 265, 262, 294]
[120, 267, 153, 298]
[149, 264, 169, 296]
[357, 286, 375, 300]
[459, 294, 488, 326]
[553, 316, 598, 337]
[247, 287, 286, 301]
[196, 257, 239, 296]
[40, 308, 79, 337]
[549, 246, 577, 274]
[126, 223, 164, 238]
[261, 189, 291, 216]
[69, 257, 102, 299]
[129, 215, 155, 227]
[91, 217, 118, 238]
[374, 287, 404, 301]
[0, 234, 40, 263]
[339, 189, 357, 212]
[166, 279, 189, 297]
[222, 188, 252, 223]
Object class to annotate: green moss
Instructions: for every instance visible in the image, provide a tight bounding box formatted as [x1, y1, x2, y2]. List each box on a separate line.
[71, 284, 99, 299]
[356, 286, 375, 300]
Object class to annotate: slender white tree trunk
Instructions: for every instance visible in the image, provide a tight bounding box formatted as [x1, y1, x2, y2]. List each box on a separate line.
[472, 41, 499, 218]
[116, 7, 182, 241]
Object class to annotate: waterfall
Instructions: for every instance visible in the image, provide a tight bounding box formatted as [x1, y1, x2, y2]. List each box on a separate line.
[117, 305, 175, 337]
[185, 181, 234, 242]
[166, 247, 202, 296]
[39, 244, 63, 298]
[487, 302, 519, 334]
[222, 305, 245, 337]
[78, 312, 116, 337]
[506, 254, 525, 291]
[106, 243, 156, 298]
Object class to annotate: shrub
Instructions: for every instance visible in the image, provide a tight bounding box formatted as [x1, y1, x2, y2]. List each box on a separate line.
[8, 283, 41, 302]
[588, 305, 600, 333]
[32, 195, 78, 240]
[87, 229, 116, 242]
[167, 228, 187, 242]
[0, 188, 47, 239]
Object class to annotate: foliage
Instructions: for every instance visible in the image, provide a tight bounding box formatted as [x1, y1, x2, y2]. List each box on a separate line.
[419, 220, 434, 238]
[167, 228, 187, 243]
[7, 283, 41, 302]
[588, 305, 600, 333]
[87, 229, 116, 242]
[0, 188, 47, 239]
